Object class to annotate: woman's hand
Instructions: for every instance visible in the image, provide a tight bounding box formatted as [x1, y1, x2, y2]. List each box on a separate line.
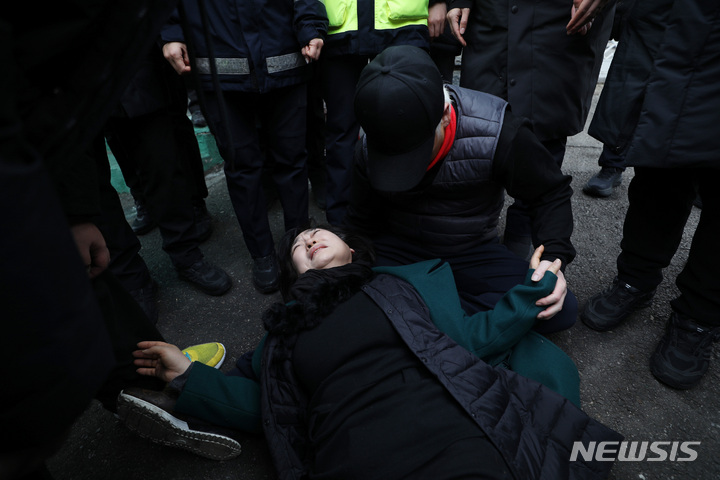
[529, 246, 567, 320]
[133, 341, 192, 383]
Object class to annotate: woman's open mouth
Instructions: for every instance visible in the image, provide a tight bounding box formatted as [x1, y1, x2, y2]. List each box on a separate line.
[309, 244, 325, 259]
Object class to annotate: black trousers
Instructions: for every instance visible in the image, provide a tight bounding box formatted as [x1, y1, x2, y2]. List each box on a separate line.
[104, 104, 206, 270]
[92, 135, 152, 291]
[320, 54, 368, 225]
[203, 84, 309, 259]
[617, 167, 719, 325]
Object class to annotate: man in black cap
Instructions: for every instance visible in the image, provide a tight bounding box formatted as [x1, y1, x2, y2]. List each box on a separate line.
[345, 45, 576, 330]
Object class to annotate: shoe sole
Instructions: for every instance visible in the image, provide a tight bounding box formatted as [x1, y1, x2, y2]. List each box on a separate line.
[253, 281, 279, 294]
[117, 392, 241, 460]
[580, 297, 653, 332]
[649, 359, 700, 390]
[132, 223, 157, 236]
[177, 274, 232, 296]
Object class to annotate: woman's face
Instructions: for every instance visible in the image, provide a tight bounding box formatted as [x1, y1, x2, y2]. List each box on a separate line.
[291, 228, 355, 274]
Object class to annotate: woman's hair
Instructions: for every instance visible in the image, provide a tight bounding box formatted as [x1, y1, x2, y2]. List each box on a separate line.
[276, 223, 375, 301]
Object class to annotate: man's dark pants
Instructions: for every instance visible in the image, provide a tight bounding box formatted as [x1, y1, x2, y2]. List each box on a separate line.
[618, 166, 719, 326]
[202, 85, 309, 259]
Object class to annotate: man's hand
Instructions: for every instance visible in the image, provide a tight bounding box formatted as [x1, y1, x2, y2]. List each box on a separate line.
[447, 7, 471, 47]
[566, 0, 610, 35]
[70, 223, 110, 279]
[529, 246, 567, 320]
[302, 38, 324, 62]
[428, 3, 448, 39]
[162, 42, 192, 75]
[133, 341, 192, 383]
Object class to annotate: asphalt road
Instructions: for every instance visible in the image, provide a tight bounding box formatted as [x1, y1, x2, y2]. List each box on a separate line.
[46, 84, 719, 480]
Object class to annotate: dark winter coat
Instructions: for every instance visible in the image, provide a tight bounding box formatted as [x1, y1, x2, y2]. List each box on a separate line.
[587, 0, 671, 154]
[161, 0, 327, 93]
[451, 0, 614, 141]
[624, 0, 720, 169]
[260, 272, 622, 480]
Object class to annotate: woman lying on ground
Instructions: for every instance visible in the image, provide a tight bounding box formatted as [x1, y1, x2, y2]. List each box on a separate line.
[120, 225, 621, 479]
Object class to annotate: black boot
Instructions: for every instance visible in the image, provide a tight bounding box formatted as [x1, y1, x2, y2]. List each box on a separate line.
[131, 199, 156, 235]
[581, 277, 655, 331]
[582, 167, 623, 197]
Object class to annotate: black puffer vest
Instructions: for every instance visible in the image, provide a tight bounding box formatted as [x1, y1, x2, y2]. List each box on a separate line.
[361, 85, 508, 254]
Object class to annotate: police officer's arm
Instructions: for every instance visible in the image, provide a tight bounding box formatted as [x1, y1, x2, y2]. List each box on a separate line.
[294, 0, 329, 61]
[160, 8, 190, 75]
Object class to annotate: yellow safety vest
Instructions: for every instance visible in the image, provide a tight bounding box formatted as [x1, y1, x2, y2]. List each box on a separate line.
[322, 0, 428, 34]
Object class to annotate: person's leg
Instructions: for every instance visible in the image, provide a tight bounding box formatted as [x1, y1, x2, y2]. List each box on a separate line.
[262, 83, 310, 232]
[106, 110, 203, 270]
[306, 63, 327, 210]
[670, 169, 720, 324]
[92, 136, 152, 293]
[110, 132, 156, 234]
[583, 144, 626, 197]
[204, 91, 273, 258]
[320, 54, 368, 224]
[582, 167, 695, 331]
[617, 167, 695, 291]
[91, 136, 159, 322]
[649, 169, 720, 389]
[170, 97, 212, 238]
[203, 91, 279, 292]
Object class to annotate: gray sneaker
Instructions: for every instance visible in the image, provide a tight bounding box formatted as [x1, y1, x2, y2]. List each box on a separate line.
[117, 388, 242, 460]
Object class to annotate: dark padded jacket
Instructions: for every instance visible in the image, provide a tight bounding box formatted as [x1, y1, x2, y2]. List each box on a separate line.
[260, 273, 622, 479]
[161, 0, 327, 93]
[591, 0, 720, 169]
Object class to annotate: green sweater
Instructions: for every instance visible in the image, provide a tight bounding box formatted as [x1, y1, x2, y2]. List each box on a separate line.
[175, 261, 580, 434]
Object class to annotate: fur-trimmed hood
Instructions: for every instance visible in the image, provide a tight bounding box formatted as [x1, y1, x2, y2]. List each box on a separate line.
[262, 261, 375, 336]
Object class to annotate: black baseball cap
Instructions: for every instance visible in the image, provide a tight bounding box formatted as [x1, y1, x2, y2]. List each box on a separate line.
[354, 45, 445, 192]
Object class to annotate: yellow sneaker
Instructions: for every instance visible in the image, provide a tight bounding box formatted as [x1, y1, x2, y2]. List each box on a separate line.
[181, 342, 226, 369]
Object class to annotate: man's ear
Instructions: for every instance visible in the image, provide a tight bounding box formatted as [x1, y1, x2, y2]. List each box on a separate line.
[441, 102, 452, 128]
